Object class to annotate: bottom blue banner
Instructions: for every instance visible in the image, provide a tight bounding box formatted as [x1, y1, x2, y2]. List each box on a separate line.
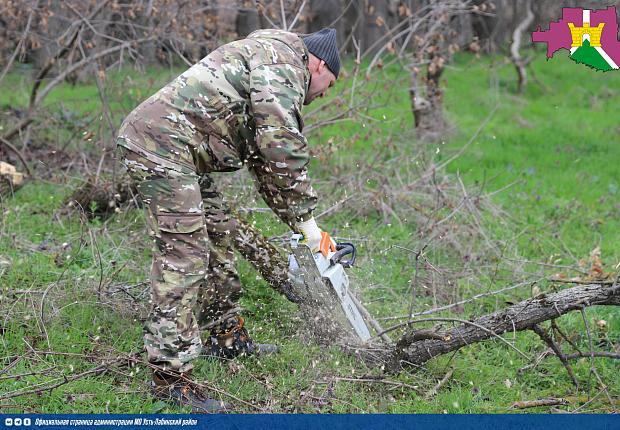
[0, 414, 618, 430]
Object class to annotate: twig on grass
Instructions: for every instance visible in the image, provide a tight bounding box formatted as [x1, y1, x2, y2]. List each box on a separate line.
[0, 363, 110, 401]
[1, 348, 258, 412]
[88, 228, 105, 300]
[570, 385, 612, 413]
[580, 308, 615, 411]
[316, 376, 422, 395]
[0, 366, 57, 381]
[531, 323, 579, 389]
[424, 367, 454, 398]
[517, 349, 552, 376]
[511, 398, 569, 409]
[39, 208, 88, 352]
[551, 320, 583, 355]
[0, 356, 23, 376]
[564, 351, 620, 360]
[549, 278, 614, 285]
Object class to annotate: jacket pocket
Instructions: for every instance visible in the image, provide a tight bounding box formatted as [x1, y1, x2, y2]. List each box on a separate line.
[156, 213, 206, 234]
[151, 213, 208, 276]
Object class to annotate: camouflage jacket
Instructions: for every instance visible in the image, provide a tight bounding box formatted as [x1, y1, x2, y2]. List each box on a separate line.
[117, 29, 317, 228]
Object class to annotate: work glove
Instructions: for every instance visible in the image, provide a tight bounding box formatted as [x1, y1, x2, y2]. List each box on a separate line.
[296, 217, 337, 257]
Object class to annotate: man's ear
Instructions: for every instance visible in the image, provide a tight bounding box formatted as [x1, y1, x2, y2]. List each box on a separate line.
[318, 59, 327, 73]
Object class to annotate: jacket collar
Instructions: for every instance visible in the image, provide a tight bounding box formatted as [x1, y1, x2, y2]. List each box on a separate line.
[247, 29, 309, 66]
[247, 29, 311, 93]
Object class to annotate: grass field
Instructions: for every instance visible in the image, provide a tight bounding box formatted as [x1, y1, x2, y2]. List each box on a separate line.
[0, 49, 619, 413]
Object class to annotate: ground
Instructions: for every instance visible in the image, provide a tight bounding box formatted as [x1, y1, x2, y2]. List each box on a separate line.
[0, 50, 618, 413]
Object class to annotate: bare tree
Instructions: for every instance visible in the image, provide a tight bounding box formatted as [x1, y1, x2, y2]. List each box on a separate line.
[510, 0, 534, 93]
[0, 0, 226, 173]
[363, 1, 476, 139]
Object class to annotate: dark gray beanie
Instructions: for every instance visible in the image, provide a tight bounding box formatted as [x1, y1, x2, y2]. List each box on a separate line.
[301, 28, 340, 78]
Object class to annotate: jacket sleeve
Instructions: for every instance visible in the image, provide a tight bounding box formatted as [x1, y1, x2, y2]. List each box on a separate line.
[247, 62, 317, 229]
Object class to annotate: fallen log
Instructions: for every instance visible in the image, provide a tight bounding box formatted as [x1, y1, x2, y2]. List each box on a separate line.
[386, 284, 620, 372]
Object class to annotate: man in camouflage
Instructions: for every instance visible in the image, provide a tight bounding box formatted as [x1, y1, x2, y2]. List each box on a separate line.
[116, 28, 340, 412]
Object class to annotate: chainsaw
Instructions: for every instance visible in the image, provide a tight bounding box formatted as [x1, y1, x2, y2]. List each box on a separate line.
[288, 233, 372, 342]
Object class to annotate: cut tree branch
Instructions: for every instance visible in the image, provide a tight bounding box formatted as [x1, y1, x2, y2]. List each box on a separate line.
[386, 284, 620, 372]
[531, 323, 579, 389]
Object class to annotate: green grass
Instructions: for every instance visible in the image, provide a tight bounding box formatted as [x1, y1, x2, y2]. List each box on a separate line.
[443, 52, 620, 262]
[0, 63, 183, 115]
[1, 51, 619, 413]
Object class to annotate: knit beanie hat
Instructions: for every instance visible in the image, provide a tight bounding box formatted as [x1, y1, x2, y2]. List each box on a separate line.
[301, 28, 340, 78]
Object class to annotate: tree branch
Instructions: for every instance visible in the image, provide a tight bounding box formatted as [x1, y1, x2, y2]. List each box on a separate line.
[387, 284, 620, 372]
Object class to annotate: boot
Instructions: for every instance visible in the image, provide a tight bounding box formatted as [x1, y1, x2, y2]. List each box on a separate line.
[203, 316, 279, 359]
[151, 369, 230, 413]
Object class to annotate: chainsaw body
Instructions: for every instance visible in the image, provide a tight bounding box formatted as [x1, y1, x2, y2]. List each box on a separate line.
[288, 234, 371, 342]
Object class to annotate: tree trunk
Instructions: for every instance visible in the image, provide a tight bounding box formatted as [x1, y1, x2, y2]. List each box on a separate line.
[471, 0, 512, 52]
[453, 10, 473, 48]
[412, 49, 447, 139]
[510, 0, 534, 93]
[29, 0, 66, 72]
[307, 0, 342, 33]
[217, 0, 239, 39]
[360, 0, 396, 56]
[236, 7, 261, 37]
[236, 0, 272, 37]
[134, 0, 158, 66]
[230, 214, 620, 371]
[61, 175, 138, 219]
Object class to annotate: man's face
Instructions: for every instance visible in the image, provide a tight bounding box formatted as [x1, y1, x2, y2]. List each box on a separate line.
[304, 59, 336, 105]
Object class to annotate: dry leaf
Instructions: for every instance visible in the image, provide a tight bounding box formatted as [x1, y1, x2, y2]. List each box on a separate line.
[588, 246, 604, 279]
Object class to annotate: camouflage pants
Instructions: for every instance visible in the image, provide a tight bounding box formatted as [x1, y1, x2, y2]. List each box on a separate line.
[119, 147, 242, 372]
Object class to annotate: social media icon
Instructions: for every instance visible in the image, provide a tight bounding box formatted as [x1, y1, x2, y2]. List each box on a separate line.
[5, 418, 13, 426]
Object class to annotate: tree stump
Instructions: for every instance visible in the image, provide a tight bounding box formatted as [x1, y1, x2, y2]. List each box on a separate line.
[0, 161, 25, 199]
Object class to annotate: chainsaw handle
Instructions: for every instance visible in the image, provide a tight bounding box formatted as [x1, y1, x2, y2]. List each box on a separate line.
[330, 242, 356, 268]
